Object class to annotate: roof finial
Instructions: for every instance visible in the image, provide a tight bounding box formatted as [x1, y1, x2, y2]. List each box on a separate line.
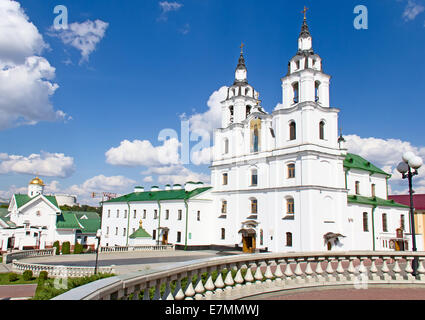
[240, 42, 245, 54]
[301, 6, 309, 20]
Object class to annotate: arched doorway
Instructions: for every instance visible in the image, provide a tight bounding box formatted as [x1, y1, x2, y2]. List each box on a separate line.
[239, 228, 256, 253]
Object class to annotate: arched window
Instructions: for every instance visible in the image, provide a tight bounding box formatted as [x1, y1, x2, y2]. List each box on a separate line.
[363, 212, 369, 232]
[319, 121, 325, 140]
[315, 81, 320, 102]
[289, 121, 296, 140]
[251, 169, 258, 186]
[246, 105, 252, 118]
[251, 199, 258, 214]
[286, 232, 293, 247]
[287, 164, 295, 179]
[221, 228, 226, 240]
[223, 173, 228, 185]
[355, 181, 360, 195]
[287, 197, 295, 215]
[229, 106, 234, 123]
[371, 184, 376, 197]
[382, 213, 388, 232]
[221, 200, 227, 214]
[292, 82, 299, 103]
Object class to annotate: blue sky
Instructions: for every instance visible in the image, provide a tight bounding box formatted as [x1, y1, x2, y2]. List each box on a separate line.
[1, 0, 425, 204]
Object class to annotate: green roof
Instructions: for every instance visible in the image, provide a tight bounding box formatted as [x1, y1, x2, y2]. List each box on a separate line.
[348, 195, 409, 208]
[129, 227, 151, 239]
[104, 187, 212, 204]
[344, 153, 391, 177]
[56, 211, 100, 233]
[0, 208, 16, 228]
[14, 194, 59, 209]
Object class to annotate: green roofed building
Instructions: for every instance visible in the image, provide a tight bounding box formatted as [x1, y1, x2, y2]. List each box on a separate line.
[0, 177, 101, 252]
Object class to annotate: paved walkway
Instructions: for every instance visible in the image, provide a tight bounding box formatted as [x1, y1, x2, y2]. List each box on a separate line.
[19, 250, 223, 274]
[244, 285, 425, 300]
[0, 284, 37, 300]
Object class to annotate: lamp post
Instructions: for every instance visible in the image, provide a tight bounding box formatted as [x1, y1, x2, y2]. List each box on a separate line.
[94, 229, 101, 275]
[397, 152, 423, 276]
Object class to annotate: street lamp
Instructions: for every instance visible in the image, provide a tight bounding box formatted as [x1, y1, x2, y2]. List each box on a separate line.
[94, 229, 101, 275]
[397, 152, 423, 276]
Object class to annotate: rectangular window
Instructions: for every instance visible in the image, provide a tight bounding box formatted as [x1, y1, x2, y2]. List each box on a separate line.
[115, 227, 118, 236]
[133, 210, 137, 219]
[166, 209, 169, 220]
[153, 230, 156, 240]
[382, 213, 388, 232]
[355, 181, 360, 195]
[363, 212, 369, 232]
[223, 173, 228, 185]
[106, 227, 109, 235]
[221, 228, 225, 240]
[124, 210, 127, 219]
[177, 231, 181, 243]
[286, 232, 293, 247]
[371, 184, 376, 197]
[401, 215, 405, 231]
[197, 211, 201, 221]
[251, 170, 258, 186]
[116, 210, 119, 218]
[154, 209, 158, 219]
[178, 210, 182, 220]
[251, 199, 258, 214]
[287, 198, 295, 215]
[123, 228, 126, 236]
[108, 210, 111, 218]
[143, 210, 146, 219]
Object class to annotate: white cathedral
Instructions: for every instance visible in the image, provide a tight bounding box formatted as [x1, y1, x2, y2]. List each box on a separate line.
[100, 16, 422, 253]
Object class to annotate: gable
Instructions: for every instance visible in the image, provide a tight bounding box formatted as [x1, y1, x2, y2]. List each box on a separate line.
[16, 194, 60, 213]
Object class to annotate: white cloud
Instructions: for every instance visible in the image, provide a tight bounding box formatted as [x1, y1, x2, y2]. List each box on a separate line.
[0, 0, 67, 130]
[105, 138, 181, 167]
[50, 19, 109, 63]
[158, 1, 183, 21]
[143, 176, 153, 183]
[0, 152, 75, 178]
[191, 146, 212, 165]
[345, 134, 425, 194]
[0, 0, 48, 66]
[156, 166, 210, 185]
[402, 0, 425, 21]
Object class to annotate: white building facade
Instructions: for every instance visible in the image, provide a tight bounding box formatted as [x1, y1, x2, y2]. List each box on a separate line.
[0, 177, 100, 252]
[101, 17, 422, 253]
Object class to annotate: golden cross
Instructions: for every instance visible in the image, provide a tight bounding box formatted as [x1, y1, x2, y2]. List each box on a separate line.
[301, 6, 309, 20]
[240, 42, 245, 54]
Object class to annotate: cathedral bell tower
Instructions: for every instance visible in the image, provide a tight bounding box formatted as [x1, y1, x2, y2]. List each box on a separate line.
[221, 44, 261, 128]
[278, 8, 330, 110]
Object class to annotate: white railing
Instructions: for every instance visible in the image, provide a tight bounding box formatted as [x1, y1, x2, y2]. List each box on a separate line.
[12, 260, 115, 278]
[100, 245, 175, 253]
[53, 251, 425, 300]
[3, 248, 55, 264]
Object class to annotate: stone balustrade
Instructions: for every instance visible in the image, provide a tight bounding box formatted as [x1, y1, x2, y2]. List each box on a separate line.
[12, 260, 115, 278]
[100, 245, 175, 253]
[52, 251, 425, 300]
[3, 248, 55, 264]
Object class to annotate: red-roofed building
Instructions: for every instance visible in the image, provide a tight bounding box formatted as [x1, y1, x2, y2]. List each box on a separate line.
[388, 194, 425, 250]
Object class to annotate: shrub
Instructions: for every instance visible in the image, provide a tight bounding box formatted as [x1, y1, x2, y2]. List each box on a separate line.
[53, 241, 60, 255]
[23, 270, 33, 281]
[74, 243, 83, 254]
[39, 271, 48, 281]
[85, 247, 94, 254]
[8, 273, 18, 282]
[61, 241, 70, 255]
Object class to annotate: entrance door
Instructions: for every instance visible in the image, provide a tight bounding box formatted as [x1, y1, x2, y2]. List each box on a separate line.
[242, 235, 256, 253]
[162, 231, 168, 245]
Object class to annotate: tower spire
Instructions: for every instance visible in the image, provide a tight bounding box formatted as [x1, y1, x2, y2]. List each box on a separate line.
[234, 42, 248, 84]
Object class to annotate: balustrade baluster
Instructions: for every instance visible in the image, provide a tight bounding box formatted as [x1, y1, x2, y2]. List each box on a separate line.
[234, 266, 244, 288]
[336, 257, 346, 282]
[254, 262, 264, 284]
[224, 267, 235, 292]
[404, 257, 415, 282]
[381, 257, 391, 281]
[194, 273, 206, 300]
[173, 278, 185, 300]
[392, 257, 403, 281]
[273, 259, 284, 283]
[264, 261, 274, 284]
[294, 258, 305, 284]
[314, 257, 325, 283]
[143, 286, 151, 300]
[214, 268, 225, 293]
[325, 257, 336, 282]
[243, 265, 254, 285]
[369, 257, 380, 281]
[283, 259, 294, 284]
[162, 280, 174, 300]
[153, 281, 162, 300]
[184, 275, 196, 300]
[304, 258, 314, 283]
[416, 257, 425, 281]
[204, 271, 215, 298]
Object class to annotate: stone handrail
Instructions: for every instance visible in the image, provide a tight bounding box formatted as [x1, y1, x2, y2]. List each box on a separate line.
[12, 260, 115, 278]
[100, 245, 175, 253]
[53, 251, 425, 300]
[3, 248, 55, 264]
